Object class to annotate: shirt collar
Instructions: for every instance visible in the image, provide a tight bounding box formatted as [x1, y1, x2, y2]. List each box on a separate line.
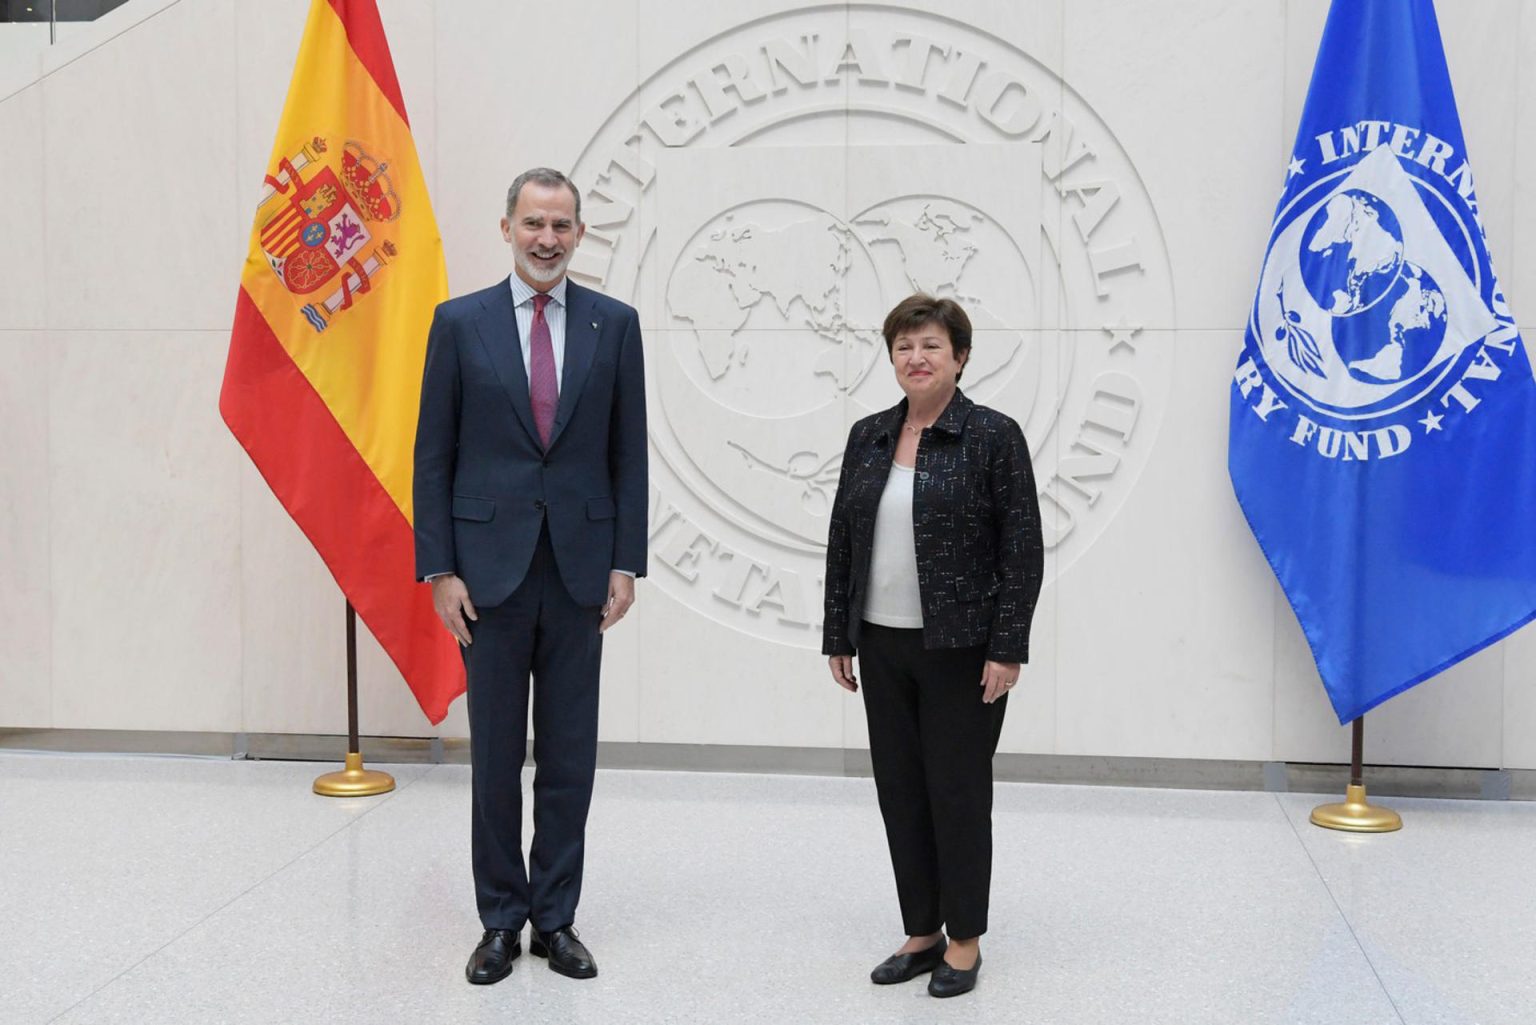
[509, 273, 567, 308]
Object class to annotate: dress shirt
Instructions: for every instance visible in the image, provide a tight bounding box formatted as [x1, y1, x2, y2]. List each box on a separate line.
[510, 273, 567, 393]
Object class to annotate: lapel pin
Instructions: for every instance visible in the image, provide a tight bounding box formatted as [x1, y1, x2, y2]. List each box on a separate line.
[591, 320, 599, 330]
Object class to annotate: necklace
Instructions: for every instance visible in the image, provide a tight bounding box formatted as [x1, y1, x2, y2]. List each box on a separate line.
[903, 420, 931, 437]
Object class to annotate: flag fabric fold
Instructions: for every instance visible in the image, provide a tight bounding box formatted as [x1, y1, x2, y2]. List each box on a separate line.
[221, 0, 461, 723]
[1229, 0, 1536, 723]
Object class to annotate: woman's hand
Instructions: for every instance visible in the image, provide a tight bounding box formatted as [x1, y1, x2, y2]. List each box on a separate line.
[829, 655, 859, 692]
[980, 660, 1019, 704]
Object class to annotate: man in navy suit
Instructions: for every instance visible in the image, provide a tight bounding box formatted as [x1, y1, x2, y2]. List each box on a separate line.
[413, 167, 647, 985]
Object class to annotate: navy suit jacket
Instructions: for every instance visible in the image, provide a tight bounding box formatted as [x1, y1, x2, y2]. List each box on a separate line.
[413, 277, 648, 608]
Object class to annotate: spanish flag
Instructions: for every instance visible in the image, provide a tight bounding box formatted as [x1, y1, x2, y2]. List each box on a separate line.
[220, 0, 462, 723]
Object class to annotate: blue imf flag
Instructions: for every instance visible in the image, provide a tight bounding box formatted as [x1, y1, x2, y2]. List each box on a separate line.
[1229, 0, 1536, 723]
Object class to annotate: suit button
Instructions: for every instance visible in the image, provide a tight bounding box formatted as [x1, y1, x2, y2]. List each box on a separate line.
[534, 499, 545, 511]
[542, 458, 551, 467]
[918, 471, 930, 481]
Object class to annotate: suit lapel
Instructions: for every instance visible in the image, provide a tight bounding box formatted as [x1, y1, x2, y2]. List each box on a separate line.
[549, 282, 599, 449]
[473, 277, 541, 447]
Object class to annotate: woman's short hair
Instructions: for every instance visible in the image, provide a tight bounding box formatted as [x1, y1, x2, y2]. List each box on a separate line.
[881, 294, 973, 380]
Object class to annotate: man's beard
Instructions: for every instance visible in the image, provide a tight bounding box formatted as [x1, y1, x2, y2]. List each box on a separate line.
[515, 247, 572, 286]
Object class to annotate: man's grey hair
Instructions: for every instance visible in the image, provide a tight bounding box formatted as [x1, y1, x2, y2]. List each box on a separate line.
[505, 168, 582, 223]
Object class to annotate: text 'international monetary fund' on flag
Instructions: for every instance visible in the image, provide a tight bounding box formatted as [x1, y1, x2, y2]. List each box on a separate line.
[220, 0, 462, 724]
[1229, 0, 1536, 724]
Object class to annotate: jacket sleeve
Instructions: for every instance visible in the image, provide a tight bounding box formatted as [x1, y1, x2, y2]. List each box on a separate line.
[985, 420, 1044, 663]
[413, 303, 460, 581]
[609, 309, 649, 577]
[821, 427, 861, 657]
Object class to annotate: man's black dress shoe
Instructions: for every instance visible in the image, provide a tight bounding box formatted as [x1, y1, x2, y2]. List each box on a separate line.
[465, 929, 520, 985]
[530, 926, 598, 979]
[869, 937, 947, 984]
[928, 953, 982, 998]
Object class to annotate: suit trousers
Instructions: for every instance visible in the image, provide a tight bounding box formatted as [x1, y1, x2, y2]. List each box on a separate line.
[463, 523, 603, 933]
[857, 622, 1005, 940]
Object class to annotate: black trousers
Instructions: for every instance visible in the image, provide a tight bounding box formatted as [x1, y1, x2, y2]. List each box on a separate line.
[463, 526, 602, 933]
[858, 622, 1006, 940]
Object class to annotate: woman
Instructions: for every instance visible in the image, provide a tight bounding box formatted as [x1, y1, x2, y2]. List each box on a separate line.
[823, 294, 1043, 998]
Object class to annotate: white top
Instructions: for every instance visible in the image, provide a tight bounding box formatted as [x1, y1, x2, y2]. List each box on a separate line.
[509, 273, 568, 391]
[863, 463, 924, 629]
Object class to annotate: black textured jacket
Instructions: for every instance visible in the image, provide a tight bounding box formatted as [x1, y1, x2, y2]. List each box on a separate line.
[822, 390, 1044, 662]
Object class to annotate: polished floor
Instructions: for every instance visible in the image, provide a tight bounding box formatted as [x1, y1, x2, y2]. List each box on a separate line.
[0, 752, 1531, 1025]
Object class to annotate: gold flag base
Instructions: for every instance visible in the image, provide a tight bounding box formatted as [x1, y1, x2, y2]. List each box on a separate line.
[1310, 783, 1402, 833]
[313, 751, 396, 798]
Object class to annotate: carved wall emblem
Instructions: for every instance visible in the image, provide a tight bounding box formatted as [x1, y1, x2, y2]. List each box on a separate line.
[570, 5, 1176, 646]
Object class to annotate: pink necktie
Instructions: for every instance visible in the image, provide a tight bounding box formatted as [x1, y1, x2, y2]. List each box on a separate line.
[528, 293, 557, 446]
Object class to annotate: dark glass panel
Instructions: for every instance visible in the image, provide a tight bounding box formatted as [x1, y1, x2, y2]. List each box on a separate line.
[1, 0, 134, 22]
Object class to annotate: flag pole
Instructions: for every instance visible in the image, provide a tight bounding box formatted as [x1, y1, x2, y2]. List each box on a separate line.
[1310, 716, 1401, 832]
[313, 601, 396, 797]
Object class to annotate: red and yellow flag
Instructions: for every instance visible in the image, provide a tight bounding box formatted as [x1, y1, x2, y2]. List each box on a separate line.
[220, 0, 461, 723]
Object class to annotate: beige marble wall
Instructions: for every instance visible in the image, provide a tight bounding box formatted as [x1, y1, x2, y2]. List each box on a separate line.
[2, 0, 1534, 768]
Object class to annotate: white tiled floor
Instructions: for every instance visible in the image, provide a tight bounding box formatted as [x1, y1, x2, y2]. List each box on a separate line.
[1, 753, 1531, 1025]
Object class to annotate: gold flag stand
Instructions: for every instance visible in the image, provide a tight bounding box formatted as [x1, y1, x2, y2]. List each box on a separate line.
[314, 602, 395, 798]
[1311, 717, 1400, 832]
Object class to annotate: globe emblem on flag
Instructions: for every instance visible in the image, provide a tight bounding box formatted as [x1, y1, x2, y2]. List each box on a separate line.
[1300, 190, 1403, 316]
[1289, 188, 1448, 386]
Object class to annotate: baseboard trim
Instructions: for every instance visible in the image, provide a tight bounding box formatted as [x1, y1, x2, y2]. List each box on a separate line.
[1, 728, 1530, 800]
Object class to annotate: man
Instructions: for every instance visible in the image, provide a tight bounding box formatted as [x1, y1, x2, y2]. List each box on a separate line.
[413, 167, 647, 985]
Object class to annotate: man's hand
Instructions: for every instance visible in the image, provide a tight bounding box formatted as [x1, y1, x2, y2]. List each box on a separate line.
[600, 572, 635, 633]
[829, 655, 858, 693]
[431, 575, 477, 646]
[980, 660, 1020, 704]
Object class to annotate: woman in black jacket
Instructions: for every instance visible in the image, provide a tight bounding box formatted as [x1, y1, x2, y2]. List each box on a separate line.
[823, 294, 1043, 998]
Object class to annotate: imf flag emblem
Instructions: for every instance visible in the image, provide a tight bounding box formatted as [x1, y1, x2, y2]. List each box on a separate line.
[1241, 141, 1513, 460]
[1230, 0, 1536, 726]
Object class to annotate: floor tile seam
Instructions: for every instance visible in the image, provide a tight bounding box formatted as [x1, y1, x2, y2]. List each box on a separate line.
[1272, 792, 1410, 1025]
[40, 766, 433, 1025]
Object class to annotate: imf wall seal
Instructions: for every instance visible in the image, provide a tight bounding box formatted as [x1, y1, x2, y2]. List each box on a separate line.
[570, 4, 1174, 646]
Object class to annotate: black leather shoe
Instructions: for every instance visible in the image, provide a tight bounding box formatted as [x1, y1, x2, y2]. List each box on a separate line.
[530, 926, 598, 979]
[928, 953, 982, 998]
[465, 929, 520, 985]
[870, 937, 948, 984]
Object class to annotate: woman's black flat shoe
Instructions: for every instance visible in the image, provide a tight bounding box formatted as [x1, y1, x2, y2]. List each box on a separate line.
[869, 938, 948, 984]
[927, 954, 982, 997]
